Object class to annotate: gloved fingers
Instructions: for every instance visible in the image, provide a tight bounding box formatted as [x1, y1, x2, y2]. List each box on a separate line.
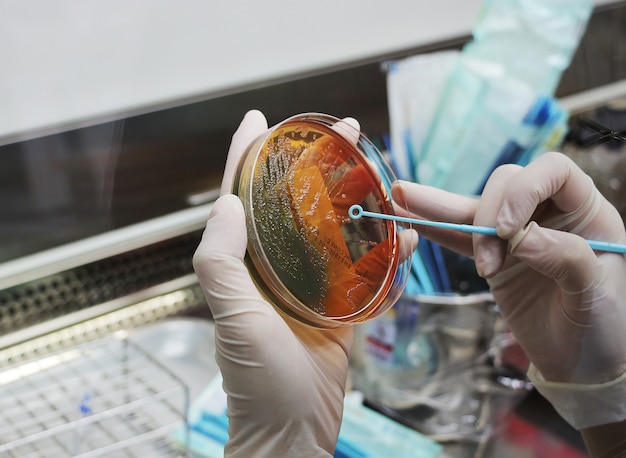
[507, 220, 601, 295]
[332, 117, 360, 144]
[194, 194, 297, 361]
[220, 110, 269, 195]
[495, 152, 598, 238]
[194, 194, 353, 342]
[398, 228, 419, 263]
[473, 164, 521, 278]
[392, 180, 477, 258]
[193, 194, 266, 316]
[195, 194, 247, 261]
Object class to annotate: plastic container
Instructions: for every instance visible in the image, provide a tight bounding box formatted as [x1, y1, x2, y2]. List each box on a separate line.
[232, 113, 412, 328]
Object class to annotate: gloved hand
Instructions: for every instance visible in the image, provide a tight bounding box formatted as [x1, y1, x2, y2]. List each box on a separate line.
[193, 110, 353, 457]
[393, 152, 626, 430]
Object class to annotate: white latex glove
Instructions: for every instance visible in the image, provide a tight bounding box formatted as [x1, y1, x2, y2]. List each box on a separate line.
[193, 110, 353, 457]
[393, 152, 626, 428]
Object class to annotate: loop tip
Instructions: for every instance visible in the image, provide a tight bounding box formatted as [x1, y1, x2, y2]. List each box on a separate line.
[348, 205, 364, 220]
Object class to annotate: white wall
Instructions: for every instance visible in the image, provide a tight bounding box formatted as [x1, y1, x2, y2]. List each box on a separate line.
[0, 0, 618, 141]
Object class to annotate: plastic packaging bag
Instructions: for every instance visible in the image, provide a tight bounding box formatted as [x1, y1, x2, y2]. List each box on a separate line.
[387, 0, 592, 195]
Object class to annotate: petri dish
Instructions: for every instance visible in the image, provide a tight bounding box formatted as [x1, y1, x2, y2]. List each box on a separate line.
[232, 113, 412, 328]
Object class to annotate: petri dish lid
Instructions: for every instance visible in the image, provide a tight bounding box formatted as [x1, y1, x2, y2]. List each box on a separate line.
[233, 113, 412, 328]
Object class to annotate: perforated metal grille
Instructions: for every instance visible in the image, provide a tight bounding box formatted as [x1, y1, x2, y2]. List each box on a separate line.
[0, 335, 189, 457]
[0, 231, 203, 336]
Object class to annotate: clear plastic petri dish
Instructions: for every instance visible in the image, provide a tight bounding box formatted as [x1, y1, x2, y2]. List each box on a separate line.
[232, 113, 412, 328]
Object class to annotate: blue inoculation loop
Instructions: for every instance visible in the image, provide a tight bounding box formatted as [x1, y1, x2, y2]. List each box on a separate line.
[587, 240, 626, 254]
[348, 205, 497, 236]
[348, 204, 626, 254]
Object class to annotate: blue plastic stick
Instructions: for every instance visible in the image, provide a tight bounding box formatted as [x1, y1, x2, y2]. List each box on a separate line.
[348, 204, 626, 255]
[349, 205, 497, 236]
